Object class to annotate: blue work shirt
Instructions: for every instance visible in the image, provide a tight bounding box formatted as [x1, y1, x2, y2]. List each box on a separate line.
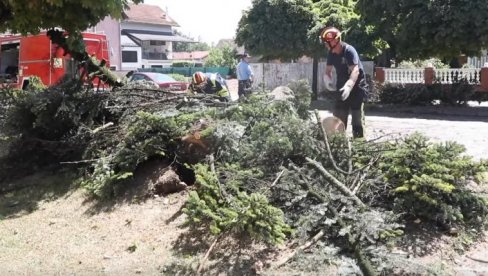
[326, 41, 368, 98]
[236, 60, 253, 81]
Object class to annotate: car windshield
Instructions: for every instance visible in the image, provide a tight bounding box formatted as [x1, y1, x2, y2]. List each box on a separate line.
[153, 74, 176, 82]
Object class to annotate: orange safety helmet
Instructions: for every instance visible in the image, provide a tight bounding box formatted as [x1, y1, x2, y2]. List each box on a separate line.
[192, 72, 207, 85]
[319, 27, 342, 44]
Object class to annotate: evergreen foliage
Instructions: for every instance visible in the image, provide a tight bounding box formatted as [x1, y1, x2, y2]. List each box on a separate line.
[377, 82, 488, 105]
[183, 164, 292, 244]
[1, 77, 487, 274]
[379, 133, 488, 226]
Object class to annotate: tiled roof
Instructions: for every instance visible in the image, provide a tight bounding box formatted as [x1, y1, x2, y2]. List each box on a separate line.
[172, 51, 210, 60]
[124, 4, 179, 27]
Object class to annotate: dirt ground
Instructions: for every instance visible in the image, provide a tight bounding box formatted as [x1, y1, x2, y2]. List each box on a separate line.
[1, 82, 488, 275]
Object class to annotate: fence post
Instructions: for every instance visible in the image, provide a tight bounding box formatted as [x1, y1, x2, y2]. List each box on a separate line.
[375, 67, 385, 84]
[481, 64, 488, 91]
[424, 66, 435, 85]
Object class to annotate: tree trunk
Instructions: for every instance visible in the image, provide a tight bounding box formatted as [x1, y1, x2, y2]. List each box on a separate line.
[312, 57, 319, 100]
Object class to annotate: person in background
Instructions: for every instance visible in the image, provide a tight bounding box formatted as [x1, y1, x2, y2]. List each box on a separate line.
[320, 26, 368, 138]
[190, 71, 229, 101]
[236, 53, 254, 99]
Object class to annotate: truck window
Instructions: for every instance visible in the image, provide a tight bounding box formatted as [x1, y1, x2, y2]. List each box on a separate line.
[0, 42, 20, 83]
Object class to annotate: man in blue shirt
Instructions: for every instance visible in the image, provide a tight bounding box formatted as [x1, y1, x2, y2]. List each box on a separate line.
[236, 53, 254, 98]
[320, 26, 368, 138]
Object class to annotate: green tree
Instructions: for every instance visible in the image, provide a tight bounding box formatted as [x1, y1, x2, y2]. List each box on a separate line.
[204, 45, 237, 68]
[235, 0, 317, 61]
[172, 29, 211, 52]
[235, 0, 369, 60]
[0, 0, 143, 57]
[236, 0, 367, 97]
[0, 0, 141, 35]
[357, 0, 488, 62]
[310, 0, 381, 60]
[174, 41, 211, 52]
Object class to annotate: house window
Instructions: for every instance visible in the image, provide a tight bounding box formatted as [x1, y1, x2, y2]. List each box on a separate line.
[122, 51, 138, 62]
[150, 41, 166, 46]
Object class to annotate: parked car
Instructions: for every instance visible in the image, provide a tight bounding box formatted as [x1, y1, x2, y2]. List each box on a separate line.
[129, 72, 189, 92]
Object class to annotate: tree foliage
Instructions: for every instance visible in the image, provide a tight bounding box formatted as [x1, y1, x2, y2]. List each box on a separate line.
[236, 0, 317, 60]
[2, 77, 488, 274]
[236, 0, 488, 63]
[184, 164, 292, 244]
[379, 133, 488, 226]
[0, 0, 141, 35]
[235, 0, 378, 61]
[204, 45, 238, 68]
[356, 0, 488, 60]
[173, 41, 210, 52]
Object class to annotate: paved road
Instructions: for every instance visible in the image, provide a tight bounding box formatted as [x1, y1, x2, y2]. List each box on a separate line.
[319, 110, 488, 159]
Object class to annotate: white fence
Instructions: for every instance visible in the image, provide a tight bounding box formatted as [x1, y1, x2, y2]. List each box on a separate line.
[434, 68, 480, 84]
[250, 61, 374, 92]
[384, 68, 424, 84]
[383, 68, 481, 84]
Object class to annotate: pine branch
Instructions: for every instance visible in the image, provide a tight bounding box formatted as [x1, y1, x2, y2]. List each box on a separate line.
[305, 157, 366, 208]
[314, 110, 349, 175]
[197, 234, 222, 274]
[277, 163, 376, 276]
[272, 229, 325, 269]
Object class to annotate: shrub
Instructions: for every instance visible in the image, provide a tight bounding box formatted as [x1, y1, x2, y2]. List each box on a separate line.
[379, 133, 488, 226]
[378, 83, 434, 105]
[172, 61, 193, 67]
[183, 164, 292, 244]
[378, 81, 480, 105]
[397, 58, 449, 69]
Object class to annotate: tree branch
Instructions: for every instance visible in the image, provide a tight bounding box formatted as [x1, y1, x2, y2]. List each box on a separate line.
[305, 157, 366, 208]
[313, 110, 349, 175]
[197, 234, 221, 274]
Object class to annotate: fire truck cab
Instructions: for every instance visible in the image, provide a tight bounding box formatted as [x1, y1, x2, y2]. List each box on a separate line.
[0, 32, 109, 89]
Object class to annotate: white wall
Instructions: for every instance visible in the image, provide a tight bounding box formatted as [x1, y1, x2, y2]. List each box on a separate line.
[251, 61, 374, 92]
[121, 46, 142, 70]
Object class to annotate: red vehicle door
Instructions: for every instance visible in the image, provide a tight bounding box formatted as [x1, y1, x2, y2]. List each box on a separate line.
[19, 34, 52, 88]
[82, 33, 110, 88]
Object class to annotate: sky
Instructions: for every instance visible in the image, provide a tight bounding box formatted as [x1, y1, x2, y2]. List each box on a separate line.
[144, 0, 253, 45]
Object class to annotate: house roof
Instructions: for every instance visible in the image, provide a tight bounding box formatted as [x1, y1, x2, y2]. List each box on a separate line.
[124, 4, 179, 27]
[172, 51, 210, 60]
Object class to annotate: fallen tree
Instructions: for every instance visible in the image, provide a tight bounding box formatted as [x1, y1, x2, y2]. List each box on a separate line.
[0, 79, 487, 275]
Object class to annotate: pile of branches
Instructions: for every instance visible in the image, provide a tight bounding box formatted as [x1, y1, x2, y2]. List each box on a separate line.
[1, 78, 487, 275]
[0, 79, 228, 185]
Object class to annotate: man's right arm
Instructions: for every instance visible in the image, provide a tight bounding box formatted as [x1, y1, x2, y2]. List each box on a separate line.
[325, 65, 334, 78]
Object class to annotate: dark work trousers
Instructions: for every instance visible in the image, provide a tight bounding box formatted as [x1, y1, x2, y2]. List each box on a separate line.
[238, 80, 252, 97]
[333, 87, 365, 138]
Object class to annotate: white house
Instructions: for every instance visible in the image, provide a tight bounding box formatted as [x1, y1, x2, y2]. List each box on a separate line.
[96, 4, 192, 71]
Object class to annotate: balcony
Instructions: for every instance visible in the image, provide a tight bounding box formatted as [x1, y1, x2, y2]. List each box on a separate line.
[142, 52, 168, 60]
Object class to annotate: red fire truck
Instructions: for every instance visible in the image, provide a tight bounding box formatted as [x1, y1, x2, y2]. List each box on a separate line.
[0, 31, 110, 89]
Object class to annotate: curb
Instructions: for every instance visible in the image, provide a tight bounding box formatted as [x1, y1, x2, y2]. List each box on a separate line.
[365, 104, 488, 118]
[310, 100, 488, 118]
